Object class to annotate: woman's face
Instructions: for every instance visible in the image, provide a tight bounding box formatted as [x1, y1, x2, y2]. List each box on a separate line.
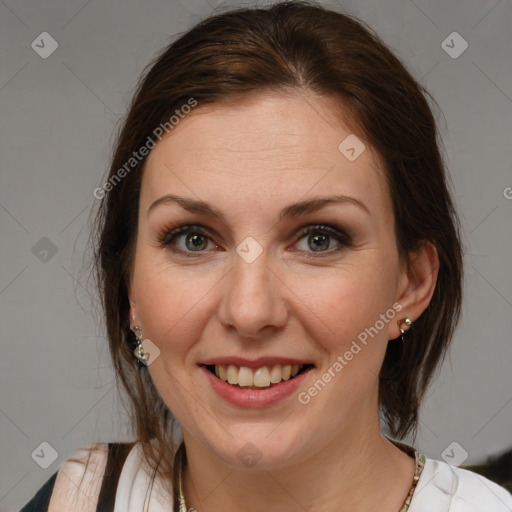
[129, 92, 415, 469]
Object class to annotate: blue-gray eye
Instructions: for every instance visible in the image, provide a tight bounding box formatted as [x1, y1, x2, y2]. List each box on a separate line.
[184, 232, 209, 251]
[294, 225, 351, 255]
[157, 225, 214, 253]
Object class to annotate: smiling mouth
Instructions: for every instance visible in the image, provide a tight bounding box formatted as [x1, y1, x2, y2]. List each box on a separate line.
[203, 363, 315, 390]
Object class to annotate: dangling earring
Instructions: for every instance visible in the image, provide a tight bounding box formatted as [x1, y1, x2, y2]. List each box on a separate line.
[131, 325, 149, 365]
[398, 318, 412, 342]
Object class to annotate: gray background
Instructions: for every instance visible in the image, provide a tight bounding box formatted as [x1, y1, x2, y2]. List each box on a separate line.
[1, 0, 511, 510]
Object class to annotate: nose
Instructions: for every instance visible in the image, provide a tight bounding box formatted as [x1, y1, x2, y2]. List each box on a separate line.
[216, 248, 289, 338]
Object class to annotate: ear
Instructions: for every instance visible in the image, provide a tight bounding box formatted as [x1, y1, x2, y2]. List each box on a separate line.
[392, 241, 439, 339]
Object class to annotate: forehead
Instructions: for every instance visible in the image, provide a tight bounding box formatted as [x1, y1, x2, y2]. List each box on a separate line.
[140, 92, 389, 217]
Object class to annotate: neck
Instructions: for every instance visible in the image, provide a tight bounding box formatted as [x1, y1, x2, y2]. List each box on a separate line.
[180, 410, 415, 512]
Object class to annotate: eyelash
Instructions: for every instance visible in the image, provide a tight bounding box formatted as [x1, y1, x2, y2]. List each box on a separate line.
[156, 223, 353, 258]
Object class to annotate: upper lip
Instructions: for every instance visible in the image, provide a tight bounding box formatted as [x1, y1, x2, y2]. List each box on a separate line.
[200, 356, 315, 368]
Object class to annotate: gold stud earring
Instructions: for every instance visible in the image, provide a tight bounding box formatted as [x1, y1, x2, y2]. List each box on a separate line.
[399, 317, 412, 334]
[397, 318, 412, 342]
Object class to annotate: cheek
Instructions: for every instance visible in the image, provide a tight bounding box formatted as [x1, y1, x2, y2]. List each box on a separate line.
[132, 260, 220, 422]
[292, 262, 397, 371]
[133, 258, 221, 355]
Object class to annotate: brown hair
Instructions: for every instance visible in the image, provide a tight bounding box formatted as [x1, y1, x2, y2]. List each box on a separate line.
[89, 0, 462, 503]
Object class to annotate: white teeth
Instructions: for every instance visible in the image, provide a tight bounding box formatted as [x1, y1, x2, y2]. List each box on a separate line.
[227, 365, 238, 385]
[269, 364, 282, 384]
[238, 367, 254, 387]
[213, 363, 305, 388]
[253, 367, 271, 387]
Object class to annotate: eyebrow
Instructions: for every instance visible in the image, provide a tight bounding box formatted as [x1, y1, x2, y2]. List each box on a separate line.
[147, 193, 370, 220]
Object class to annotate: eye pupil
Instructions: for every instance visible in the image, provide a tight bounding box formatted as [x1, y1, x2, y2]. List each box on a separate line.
[309, 233, 329, 251]
[186, 233, 207, 251]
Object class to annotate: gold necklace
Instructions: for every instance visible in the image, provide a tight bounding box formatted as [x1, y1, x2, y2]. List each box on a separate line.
[177, 454, 187, 512]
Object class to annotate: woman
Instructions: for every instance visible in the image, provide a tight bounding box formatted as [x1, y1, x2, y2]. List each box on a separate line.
[20, 1, 512, 511]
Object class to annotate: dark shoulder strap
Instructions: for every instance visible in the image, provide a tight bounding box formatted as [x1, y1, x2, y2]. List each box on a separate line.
[19, 471, 58, 512]
[95, 442, 135, 512]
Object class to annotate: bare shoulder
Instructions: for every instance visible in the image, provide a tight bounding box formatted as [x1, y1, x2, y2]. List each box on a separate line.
[47, 443, 109, 512]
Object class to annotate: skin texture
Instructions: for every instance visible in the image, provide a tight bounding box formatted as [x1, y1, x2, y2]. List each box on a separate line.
[128, 91, 439, 511]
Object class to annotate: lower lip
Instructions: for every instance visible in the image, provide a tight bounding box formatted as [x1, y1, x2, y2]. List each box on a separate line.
[200, 365, 314, 408]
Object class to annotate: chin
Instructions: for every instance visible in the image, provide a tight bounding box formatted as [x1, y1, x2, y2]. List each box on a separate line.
[205, 428, 307, 471]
